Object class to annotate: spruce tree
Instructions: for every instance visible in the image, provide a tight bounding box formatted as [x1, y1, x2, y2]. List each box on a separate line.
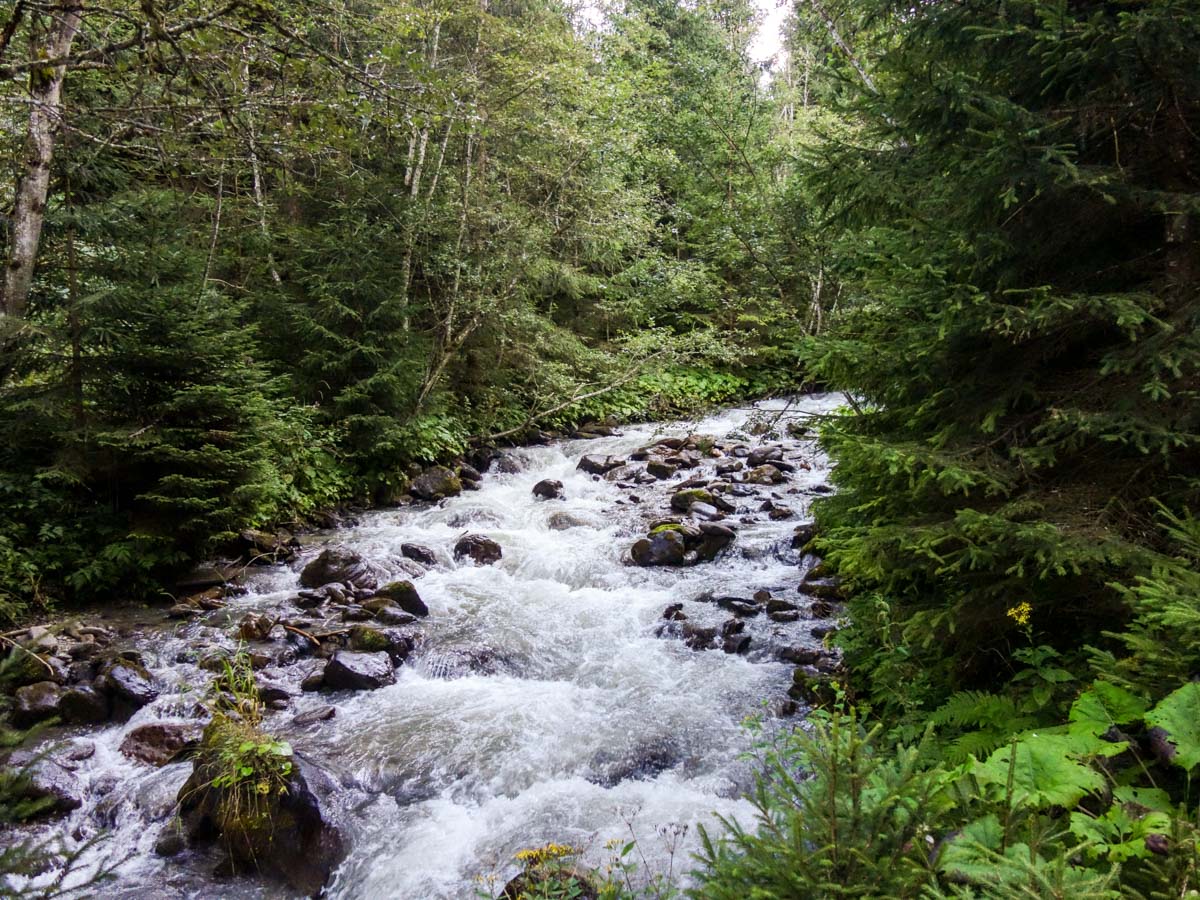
[805, 0, 1200, 712]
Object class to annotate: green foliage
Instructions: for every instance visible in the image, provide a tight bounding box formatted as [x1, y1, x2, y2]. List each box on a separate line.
[198, 654, 295, 838]
[695, 711, 947, 898]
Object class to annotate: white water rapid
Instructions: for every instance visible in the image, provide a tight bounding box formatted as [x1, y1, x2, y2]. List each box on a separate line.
[12, 394, 843, 899]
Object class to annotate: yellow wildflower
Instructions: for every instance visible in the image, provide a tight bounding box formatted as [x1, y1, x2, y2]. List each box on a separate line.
[514, 843, 578, 867]
[1006, 602, 1033, 627]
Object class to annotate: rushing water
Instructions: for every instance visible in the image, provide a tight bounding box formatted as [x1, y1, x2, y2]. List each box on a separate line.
[16, 394, 842, 899]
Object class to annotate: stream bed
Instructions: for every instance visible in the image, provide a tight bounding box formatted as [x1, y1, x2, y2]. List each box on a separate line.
[8, 394, 843, 899]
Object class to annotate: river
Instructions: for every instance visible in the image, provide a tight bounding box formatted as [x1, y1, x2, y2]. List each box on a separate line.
[13, 393, 842, 899]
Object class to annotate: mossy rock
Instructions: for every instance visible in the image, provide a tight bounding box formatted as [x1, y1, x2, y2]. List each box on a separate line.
[649, 523, 686, 535]
[374, 581, 428, 617]
[410, 466, 463, 501]
[179, 719, 345, 896]
[670, 489, 715, 513]
[349, 625, 390, 653]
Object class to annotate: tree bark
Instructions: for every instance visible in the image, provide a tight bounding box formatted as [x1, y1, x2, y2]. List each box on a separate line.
[2, 2, 84, 319]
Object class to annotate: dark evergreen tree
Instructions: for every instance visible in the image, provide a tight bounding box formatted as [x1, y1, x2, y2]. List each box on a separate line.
[805, 0, 1200, 713]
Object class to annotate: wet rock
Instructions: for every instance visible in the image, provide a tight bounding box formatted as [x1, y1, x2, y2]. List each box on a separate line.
[577, 454, 625, 475]
[340, 605, 372, 623]
[12, 681, 65, 727]
[744, 465, 786, 485]
[768, 506, 794, 520]
[374, 606, 419, 626]
[155, 820, 187, 857]
[778, 646, 826, 666]
[96, 658, 159, 714]
[769, 610, 802, 623]
[787, 520, 816, 549]
[532, 478, 564, 500]
[670, 488, 715, 513]
[715, 460, 744, 475]
[808, 484, 835, 495]
[454, 534, 503, 565]
[747, 446, 783, 467]
[300, 546, 382, 591]
[373, 580, 429, 617]
[588, 739, 679, 788]
[681, 624, 718, 651]
[238, 613, 276, 642]
[808, 599, 841, 619]
[789, 669, 838, 708]
[294, 706, 337, 727]
[661, 603, 687, 622]
[59, 684, 111, 724]
[257, 679, 292, 707]
[646, 460, 677, 480]
[1, 648, 66, 689]
[178, 745, 346, 896]
[459, 462, 483, 483]
[167, 603, 200, 619]
[420, 644, 506, 679]
[410, 466, 463, 501]
[323, 651, 394, 691]
[300, 665, 326, 692]
[5, 751, 83, 817]
[803, 577, 844, 601]
[811, 624, 838, 639]
[348, 624, 419, 663]
[717, 597, 761, 617]
[294, 588, 328, 610]
[631, 530, 686, 567]
[401, 543, 437, 566]
[766, 598, 799, 614]
[723, 634, 752, 655]
[689, 502, 721, 521]
[120, 720, 204, 767]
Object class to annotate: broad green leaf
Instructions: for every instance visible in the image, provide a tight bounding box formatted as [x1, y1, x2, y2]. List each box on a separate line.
[1144, 683, 1200, 770]
[975, 733, 1105, 808]
[1068, 682, 1147, 739]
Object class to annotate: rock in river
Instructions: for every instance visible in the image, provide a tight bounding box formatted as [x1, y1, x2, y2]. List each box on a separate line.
[120, 720, 204, 767]
[454, 534, 503, 565]
[372, 580, 429, 617]
[577, 454, 625, 475]
[410, 466, 463, 501]
[323, 650, 395, 691]
[300, 546, 382, 591]
[532, 478, 564, 500]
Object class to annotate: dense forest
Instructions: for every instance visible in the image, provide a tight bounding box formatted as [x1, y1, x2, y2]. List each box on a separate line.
[2, 0, 1199, 897]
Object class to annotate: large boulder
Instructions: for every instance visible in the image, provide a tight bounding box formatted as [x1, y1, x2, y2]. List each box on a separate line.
[177, 733, 345, 896]
[322, 651, 395, 691]
[454, 534, 503, 565]
[11, 681, 65, 727]
[95, 658, 159, 715]
[532, 479, 564, 500]
[59, 684, 111, 724]
[400, 543, 437, 566]
[299, 546, 382, 591]
[670, 488, 715, 513]
[372, 581, 429, 617]
[577, 454, 625, 475]
[120, 720, 204, 767]
[631, 530, 687, 567]
[5, 751, 84, 818]
[410, 466, 463, 501]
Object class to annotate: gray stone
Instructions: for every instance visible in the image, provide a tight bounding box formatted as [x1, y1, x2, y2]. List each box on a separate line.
[323, 651, 394, 691]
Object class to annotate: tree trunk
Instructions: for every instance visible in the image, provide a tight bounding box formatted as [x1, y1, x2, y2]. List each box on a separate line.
[1, 2, 84, 319]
